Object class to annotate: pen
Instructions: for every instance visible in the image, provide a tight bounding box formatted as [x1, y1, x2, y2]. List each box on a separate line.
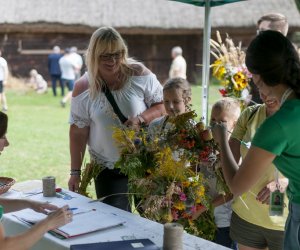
[68, 207, 78, 211]
[74, 208, 96, 216]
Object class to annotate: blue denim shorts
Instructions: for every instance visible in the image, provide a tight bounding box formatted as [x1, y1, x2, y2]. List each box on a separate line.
[284, 202, 300, 249]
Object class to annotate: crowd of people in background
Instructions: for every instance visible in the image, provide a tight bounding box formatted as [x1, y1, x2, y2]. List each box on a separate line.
[47, 45, 83, 107]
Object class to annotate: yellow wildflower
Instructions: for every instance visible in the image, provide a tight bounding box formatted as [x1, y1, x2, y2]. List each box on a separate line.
[182, 181, 190, 188]
[173, 201, 186, 211]
[232, 72, 248, 91]
[196, 185, 205, 198]
[163, 212, 173, 223]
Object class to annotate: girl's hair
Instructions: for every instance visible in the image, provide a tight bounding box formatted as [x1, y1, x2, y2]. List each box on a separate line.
[163, 77, 192, 106]
[85, 26, 143, 99]
[0, 111, 8, 137]
[212, 97, 241, 121]
[246, 30, 300, 98]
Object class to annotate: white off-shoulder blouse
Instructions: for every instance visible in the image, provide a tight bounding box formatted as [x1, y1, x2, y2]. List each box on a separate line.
[69, 72, 163, 169]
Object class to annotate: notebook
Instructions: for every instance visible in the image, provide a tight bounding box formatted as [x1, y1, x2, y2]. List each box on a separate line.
[14, 208, 125, 239]
[70, 239, 160, 250]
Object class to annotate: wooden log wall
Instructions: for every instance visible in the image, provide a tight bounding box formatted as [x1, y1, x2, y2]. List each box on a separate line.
[0, 28, 260, 85]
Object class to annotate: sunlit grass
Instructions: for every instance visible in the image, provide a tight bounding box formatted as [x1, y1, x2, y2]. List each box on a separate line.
[0, 83, 221, 198]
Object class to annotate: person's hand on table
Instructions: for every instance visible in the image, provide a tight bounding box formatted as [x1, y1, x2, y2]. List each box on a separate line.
[28, 200, 58, 214]
[45, 205, 73, 230]
[68, 175, 81, 192]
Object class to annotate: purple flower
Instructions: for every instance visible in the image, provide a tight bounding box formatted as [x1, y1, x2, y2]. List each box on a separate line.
[190, 206, 197, 213]
[134, 138, 142, 146]
[179, 193, 187, 201]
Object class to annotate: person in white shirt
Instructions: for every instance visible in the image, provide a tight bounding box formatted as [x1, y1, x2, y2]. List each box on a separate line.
[169, 46, 187, 80]
[59, 48, 80, 107]
[70, 47, 83, 80]
[68, 27, 165, 212]
[0, 50, 8, 112]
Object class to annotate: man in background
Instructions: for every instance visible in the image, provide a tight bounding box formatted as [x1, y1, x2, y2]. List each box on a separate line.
[257, 13, 288, 36]
[48, 46, 63, 97]
[249, 13, 289, 105]
[59, 48, 80, 107]
[169, 46, 187, 80]
[70, 47, 83, 80]
[0, 50, 8, 112]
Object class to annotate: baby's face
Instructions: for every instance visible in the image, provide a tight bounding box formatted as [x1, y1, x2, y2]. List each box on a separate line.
[210, 108, 237, 136]
[163, 88, 186, 116]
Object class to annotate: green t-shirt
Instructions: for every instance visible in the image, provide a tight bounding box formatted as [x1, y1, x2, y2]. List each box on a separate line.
[252, 99, 300, 204]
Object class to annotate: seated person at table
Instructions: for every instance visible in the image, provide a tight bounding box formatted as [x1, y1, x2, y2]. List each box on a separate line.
[0, 111, 72, 250]
[192, 98, 240, 249]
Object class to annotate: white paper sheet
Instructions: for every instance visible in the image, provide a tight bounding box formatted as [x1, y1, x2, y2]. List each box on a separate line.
[13, 208, 126, 238]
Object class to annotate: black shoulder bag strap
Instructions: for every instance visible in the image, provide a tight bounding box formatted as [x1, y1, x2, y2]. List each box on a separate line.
[102, 84, 128, 124]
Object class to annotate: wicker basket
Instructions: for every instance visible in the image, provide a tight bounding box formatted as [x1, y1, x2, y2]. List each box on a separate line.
[0, 177, 15, 195]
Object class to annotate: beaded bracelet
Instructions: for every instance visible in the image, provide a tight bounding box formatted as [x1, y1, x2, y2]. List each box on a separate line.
[70, 169, 81, 176]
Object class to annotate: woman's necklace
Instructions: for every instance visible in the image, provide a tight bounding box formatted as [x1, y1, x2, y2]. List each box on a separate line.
[280, 87, 293, 106]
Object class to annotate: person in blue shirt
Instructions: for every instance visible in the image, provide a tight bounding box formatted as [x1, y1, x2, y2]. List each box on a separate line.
[48, 46, 63, 97]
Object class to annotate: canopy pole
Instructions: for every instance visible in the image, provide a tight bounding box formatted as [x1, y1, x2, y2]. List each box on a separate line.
[201, 0, 211, 125]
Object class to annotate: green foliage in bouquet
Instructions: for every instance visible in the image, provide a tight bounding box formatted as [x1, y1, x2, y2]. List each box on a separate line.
[112, 111, 230, 240]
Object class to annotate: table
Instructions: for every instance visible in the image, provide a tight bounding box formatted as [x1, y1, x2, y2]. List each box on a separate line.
[1, 181, 229, 250]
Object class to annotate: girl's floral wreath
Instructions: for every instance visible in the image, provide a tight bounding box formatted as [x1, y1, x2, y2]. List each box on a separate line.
[113, 111, 229, 240]
[210, 31, 252, 109]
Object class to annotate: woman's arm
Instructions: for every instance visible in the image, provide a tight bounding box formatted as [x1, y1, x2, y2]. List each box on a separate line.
[68, 76, 90, 192]
[0, 199, 58, 214]
[192, 193, 233, 220]
[124, 102, 165, 128]
[68, 124, 89, 192]
[219, 138, 275, 196]
[213, 123, 276, 196]
[0, 206, 71, 250]
[139, 103, 165, 125]
[228, 137, 241, 164]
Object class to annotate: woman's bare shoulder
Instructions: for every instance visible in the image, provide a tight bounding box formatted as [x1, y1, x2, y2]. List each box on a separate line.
[130, 63, 151, 76]
[72, 75, 89, 97]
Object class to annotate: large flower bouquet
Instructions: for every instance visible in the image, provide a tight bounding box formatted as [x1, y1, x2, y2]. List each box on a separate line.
[113, 111, 227, 240]
[210, 31, 252, 107]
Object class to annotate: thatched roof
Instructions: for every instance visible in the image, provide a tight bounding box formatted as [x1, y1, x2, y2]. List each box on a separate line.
[0, 0, 299, 34]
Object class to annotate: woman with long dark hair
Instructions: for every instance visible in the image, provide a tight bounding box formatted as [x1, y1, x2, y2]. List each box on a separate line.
[212, 30, 300, 249]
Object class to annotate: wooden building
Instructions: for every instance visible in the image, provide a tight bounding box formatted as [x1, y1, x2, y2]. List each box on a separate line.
[0, 0, 299, 83]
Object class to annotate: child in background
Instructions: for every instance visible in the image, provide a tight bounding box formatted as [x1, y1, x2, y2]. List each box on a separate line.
[29, 69, 48, 94]
[192, 97, 240, 249]
[148, 77, 191, 136]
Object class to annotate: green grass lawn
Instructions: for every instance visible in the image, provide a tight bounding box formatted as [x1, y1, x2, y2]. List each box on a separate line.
[0, 84, 221, 197]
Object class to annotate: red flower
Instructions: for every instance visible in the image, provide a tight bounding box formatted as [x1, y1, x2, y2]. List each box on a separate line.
[219, 88, 228, 97]
[199, 150, 209, 161]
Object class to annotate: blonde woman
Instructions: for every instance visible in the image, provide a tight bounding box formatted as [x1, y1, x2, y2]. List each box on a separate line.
[68, 27, 165, 211]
